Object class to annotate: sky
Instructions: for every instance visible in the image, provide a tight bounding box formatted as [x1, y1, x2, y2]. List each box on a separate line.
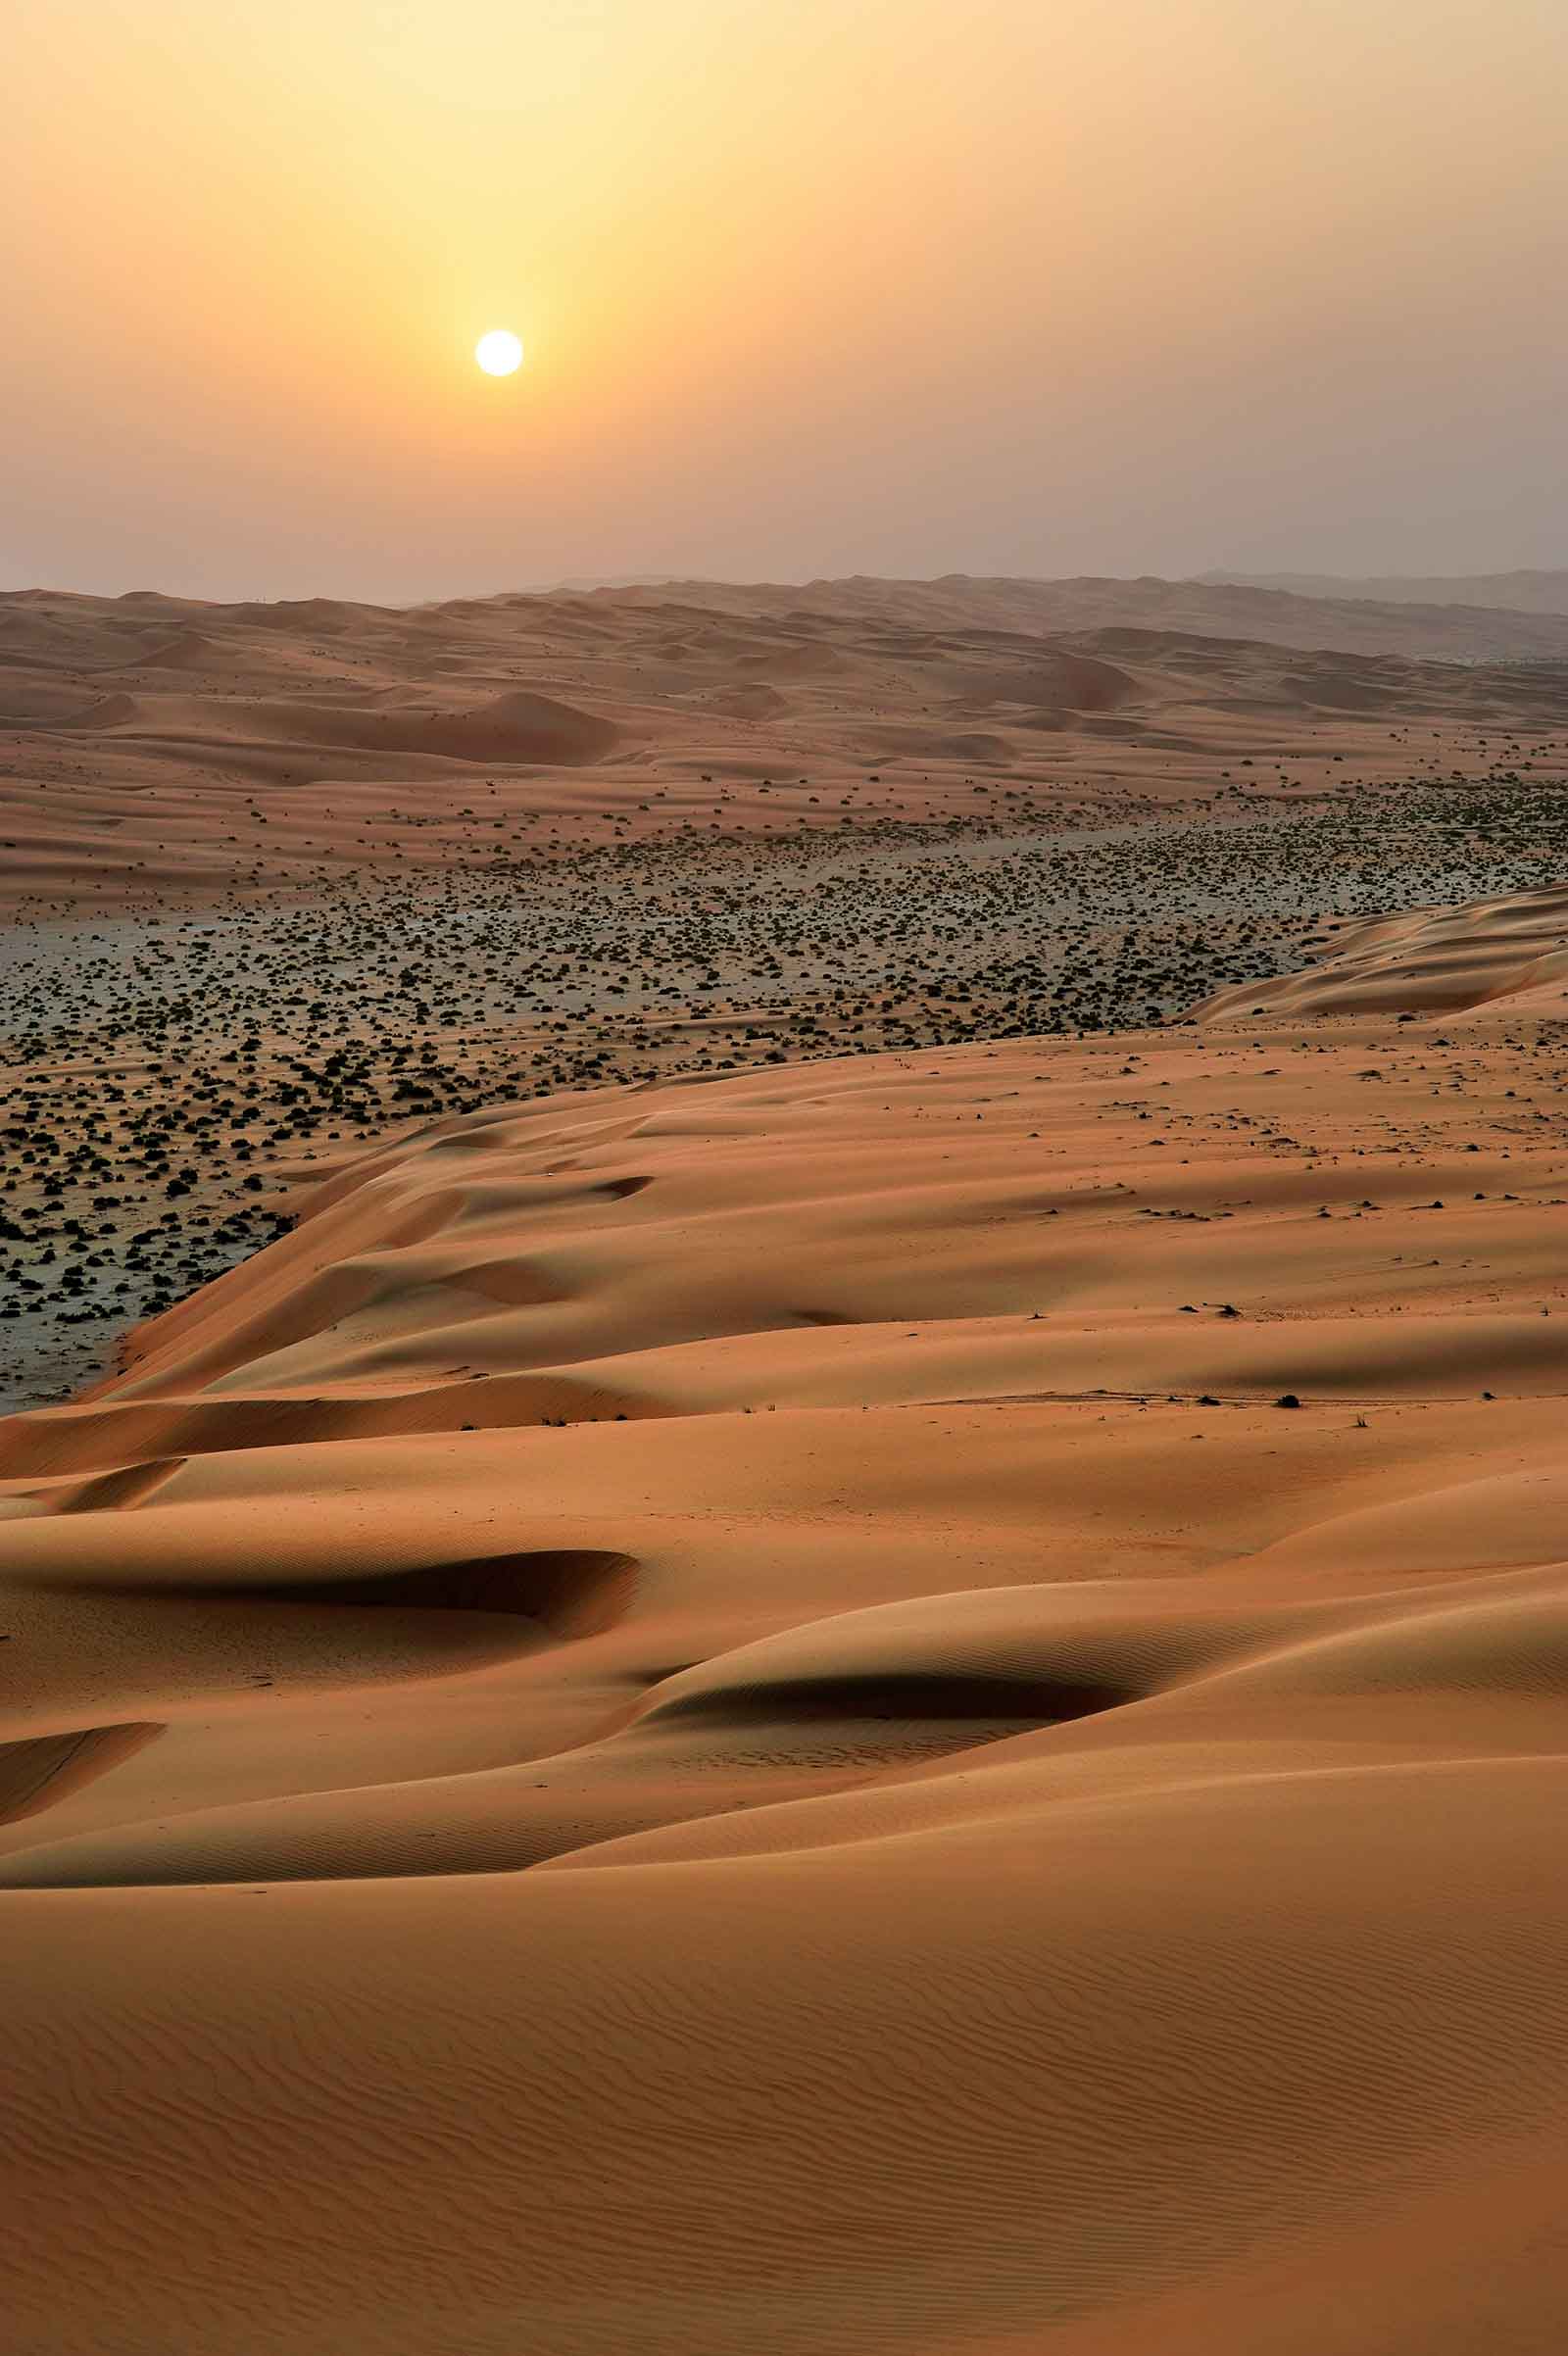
[4, 0, 1567, 602]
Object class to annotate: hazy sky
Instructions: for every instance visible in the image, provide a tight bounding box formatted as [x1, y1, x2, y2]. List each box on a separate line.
[5, 0, 1567, 601]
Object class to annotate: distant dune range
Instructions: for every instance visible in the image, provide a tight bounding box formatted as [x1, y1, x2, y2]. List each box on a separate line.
[8, 909, 1568, 2347]
[6, 572, 1568, 909]
[1200, 566, 1568, 615]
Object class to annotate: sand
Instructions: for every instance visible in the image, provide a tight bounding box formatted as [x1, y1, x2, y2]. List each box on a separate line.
[7, 962, 1568, 2349]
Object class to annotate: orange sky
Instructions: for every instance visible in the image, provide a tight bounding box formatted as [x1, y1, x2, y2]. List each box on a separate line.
[4, 0, 1567, 599]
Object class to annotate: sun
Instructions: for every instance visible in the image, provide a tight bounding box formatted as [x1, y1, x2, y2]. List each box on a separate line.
[475, 329, 523, 377]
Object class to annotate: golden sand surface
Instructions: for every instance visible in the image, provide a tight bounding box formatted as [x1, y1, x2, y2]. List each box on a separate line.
[7, 971, 1568, 2352]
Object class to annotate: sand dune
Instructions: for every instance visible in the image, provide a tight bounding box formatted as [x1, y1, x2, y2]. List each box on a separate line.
[1195, 879, 1568, 1017]
[74, 685, 619, 768]
[7, 1011, 1568, 2350]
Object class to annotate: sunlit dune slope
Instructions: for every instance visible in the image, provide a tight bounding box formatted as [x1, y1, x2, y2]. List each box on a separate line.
[7, 1016, 1568, 2351]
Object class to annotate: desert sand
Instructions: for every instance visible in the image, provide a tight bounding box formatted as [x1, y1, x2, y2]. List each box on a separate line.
[8, 956, 1568, 2348]
[6, 578, 1568, 2352]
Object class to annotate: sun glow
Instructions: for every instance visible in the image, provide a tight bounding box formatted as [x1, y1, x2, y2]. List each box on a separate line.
[475, 329, 523, 376]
